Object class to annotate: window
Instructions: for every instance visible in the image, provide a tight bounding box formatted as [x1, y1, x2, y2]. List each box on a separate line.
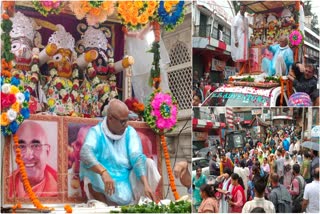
[167, 42, 192, 110]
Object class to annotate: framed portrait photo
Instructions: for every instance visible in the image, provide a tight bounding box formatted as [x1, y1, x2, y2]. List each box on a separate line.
[62, 117, 101, 203]
[127, 121, 163, 201]
[3, 115, 63, 204]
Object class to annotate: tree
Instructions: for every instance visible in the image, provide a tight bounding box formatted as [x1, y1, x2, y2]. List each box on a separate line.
[303, 0, 312, 16]
[311, 14, 319, 34]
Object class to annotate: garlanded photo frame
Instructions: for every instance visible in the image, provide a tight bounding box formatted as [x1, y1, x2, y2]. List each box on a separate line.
[3, 115, 63, 204]
[62, 116, 101, 203]
[63, 118, 163, 203]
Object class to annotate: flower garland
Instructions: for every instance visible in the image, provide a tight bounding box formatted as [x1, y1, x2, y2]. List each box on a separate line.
[117, 1, 158, 31]
[161, 134, 180, 200]
[289, 29, 304, 47]
[144, 90, 178, 134]
[64, 204, 73, 213]
[157, 1, 185, 31]
[148, 41, 161, 88]
[32, 0, 65, 17]
[69, 1, 115, 26]
[124, 97, 145, 117]
[13, 134, 53, 210]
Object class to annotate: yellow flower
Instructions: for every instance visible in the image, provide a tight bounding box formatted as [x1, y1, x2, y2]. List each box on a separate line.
[11, 102, 20, 112]
[1, 113, 10, 126]
[10, 86, 19, 94]
[164, 2, 172, 13]
[81, 1, 91, 13]
[89, 7, 101, 16]
[84, 95, 90, 101]
[48, 98, 55, 107]
[149, 1, 157, 8]
[134, 1, 144, 9]
[103, 85, 110, 93]
[139, 14, 149, 24]
[67, 80, 73, 88]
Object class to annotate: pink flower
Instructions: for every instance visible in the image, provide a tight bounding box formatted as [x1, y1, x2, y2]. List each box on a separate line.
[289, 30, 303, 46]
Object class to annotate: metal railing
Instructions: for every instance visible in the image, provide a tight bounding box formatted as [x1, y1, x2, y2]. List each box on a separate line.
[193, 25, 231, 45]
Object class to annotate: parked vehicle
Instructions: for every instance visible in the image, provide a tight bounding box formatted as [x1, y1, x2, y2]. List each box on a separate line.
[194, 146, 217, 158]
[225, 130, 246, 151]
[192, 157, 210, 178]
[202, 85, 288, 107]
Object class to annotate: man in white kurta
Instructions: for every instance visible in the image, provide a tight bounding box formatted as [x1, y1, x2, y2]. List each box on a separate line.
[231, 5, 250, 73]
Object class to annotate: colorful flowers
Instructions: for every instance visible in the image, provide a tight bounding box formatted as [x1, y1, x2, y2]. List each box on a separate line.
[289, 30, 303, 47]
[32, 1, 65, 17]
[157, 1, 185, 31]
[69, 1, 115, 26]
[117, 1, 158, 31]
[144, 90, 178, 134]
[1, 76, 30, 136]
[125, 97, 145, 116]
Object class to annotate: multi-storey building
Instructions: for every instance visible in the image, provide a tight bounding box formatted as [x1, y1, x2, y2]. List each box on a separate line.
[192, 0, 236, 84]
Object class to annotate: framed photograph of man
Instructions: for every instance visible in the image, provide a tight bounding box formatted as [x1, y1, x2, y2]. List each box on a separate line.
[63, 117, 101, 202]
[3, 115, 63, 204]
[127, 121, 163, 201]
[63, 118, 163, 203]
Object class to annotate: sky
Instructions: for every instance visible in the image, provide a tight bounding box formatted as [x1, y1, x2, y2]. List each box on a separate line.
[310, 0, 320, 26]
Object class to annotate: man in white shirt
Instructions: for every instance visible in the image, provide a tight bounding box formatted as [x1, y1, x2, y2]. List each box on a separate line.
[242, 176, 275, 213]
[302, 167, 320, 213]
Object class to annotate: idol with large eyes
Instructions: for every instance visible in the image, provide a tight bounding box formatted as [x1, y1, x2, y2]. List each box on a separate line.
[51, 48, 73, 78]
[11, 37, 33, 66]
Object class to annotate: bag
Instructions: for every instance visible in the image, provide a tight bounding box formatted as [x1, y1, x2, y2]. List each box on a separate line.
[291, 176, 304, 212]
[274, 186, 292, 213]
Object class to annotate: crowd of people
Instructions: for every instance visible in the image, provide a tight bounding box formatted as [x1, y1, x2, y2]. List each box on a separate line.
[193, 125, 320, 213]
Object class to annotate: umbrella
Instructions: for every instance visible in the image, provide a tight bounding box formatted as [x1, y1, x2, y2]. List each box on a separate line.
[301, 141, 320, 151]
[311, 126, 320, 138]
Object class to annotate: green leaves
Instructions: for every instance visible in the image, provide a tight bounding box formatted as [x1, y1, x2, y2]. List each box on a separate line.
[119, 201, 191, 213]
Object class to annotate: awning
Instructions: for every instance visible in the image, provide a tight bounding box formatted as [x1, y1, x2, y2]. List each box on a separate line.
[192, 118, 226, 131]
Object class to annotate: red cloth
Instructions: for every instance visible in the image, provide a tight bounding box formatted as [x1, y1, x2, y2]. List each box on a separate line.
[8, 165, 58, 198]
[231, 184, 246, 213]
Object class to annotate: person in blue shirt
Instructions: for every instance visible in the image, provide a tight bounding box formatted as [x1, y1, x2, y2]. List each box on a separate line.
[262, 35, 294, 76]
[80, 99, 159, 205]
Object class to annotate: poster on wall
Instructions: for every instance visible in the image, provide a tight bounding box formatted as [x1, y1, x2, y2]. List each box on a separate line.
[211, 58, 226, 71]
[3, 115, 63, 204]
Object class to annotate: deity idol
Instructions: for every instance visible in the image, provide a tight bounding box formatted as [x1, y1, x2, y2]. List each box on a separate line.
[9, 12, 51, 113]
[78, 26, 134, 117]
[42, 25, 96, 116]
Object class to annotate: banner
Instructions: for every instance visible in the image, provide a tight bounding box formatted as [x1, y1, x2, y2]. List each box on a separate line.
[211, 58, 226, 71]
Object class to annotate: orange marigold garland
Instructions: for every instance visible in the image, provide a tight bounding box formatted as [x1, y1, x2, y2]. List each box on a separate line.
[161, 135, 180, 200]
[64, 204, 73, 213]
[13, 134, 53, 210]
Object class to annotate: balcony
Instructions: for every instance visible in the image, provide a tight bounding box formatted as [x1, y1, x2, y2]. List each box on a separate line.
[194, 25, 231, 45]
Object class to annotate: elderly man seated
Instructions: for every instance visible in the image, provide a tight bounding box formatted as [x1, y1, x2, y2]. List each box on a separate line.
[288, 63, 319, 106]
[80, 99, 161, 206]
[262, 35, 294, 76]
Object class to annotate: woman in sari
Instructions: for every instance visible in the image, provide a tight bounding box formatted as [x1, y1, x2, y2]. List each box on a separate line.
[228, 173, 246, 213]
[216, 168, 233, 213]
[192, 167, 207, 211]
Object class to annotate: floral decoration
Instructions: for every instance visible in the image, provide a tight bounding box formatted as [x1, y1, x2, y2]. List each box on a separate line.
[64, 204, 73, 213]
[32, 0, 65, 17]
[69, 1, 115, 26]
[160, 134, 180, 200]
[144, 89, 178, 134]
[117, 1, 158, 31]
[124, 97, 145, 117]
[289, 29, 304, 47]
[157, 0, 185, 31]
[148, 41, 161, 88]
[1, 76, 31, 136]
[13, 134, 53, 211]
